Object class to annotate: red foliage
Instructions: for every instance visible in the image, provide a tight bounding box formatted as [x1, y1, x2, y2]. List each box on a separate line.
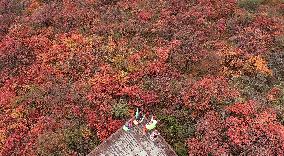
[84, 108, 123, 141]
[156, 47, 170, 62]
[0, 85, 15, 108]
[138, 10, 152, 21]
[188, 111, 229, 155]
[183, 76, 239, 113]
[188, 100, 284, 155]
[0, 0, 283, 155]
[228, 12, 283, 55]
[225, 100, 258, 116]
[266, 87, 282, 102]
[225, 102, 284, 155]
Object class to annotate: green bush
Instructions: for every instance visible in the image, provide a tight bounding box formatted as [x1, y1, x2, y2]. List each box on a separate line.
[238, 0, 265, 12]
[36, 131, 68, 156]
[65, 126, 99, 155]
[111, 99, 130, 119]
[173, 142, 188, 156]
[36, 126, 99, 155]
[157, 114, 195, 156]
[276, 35, 284, 48]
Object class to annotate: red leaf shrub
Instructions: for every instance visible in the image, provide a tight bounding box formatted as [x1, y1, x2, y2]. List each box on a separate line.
[183, 76, 239, 113]
[0, 0, 283, 155]
[188, 111, 229, 156]
[138, 10, 152, 21]
[225, 101, 284, 155]
[188, 100, 284, 155]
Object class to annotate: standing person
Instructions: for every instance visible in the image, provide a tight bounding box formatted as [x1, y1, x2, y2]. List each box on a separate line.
[133, 107, 145, 125]
[143, 115, 157, 135]
[123, 120, 132, 132]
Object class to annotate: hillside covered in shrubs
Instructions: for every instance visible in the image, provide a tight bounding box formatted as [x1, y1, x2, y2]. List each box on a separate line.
[0, 0, 284, 155]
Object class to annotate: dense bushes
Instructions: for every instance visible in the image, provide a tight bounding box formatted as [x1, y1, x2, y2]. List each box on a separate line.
[0, 0, 283, 155]
[188, 100, 284, 155]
